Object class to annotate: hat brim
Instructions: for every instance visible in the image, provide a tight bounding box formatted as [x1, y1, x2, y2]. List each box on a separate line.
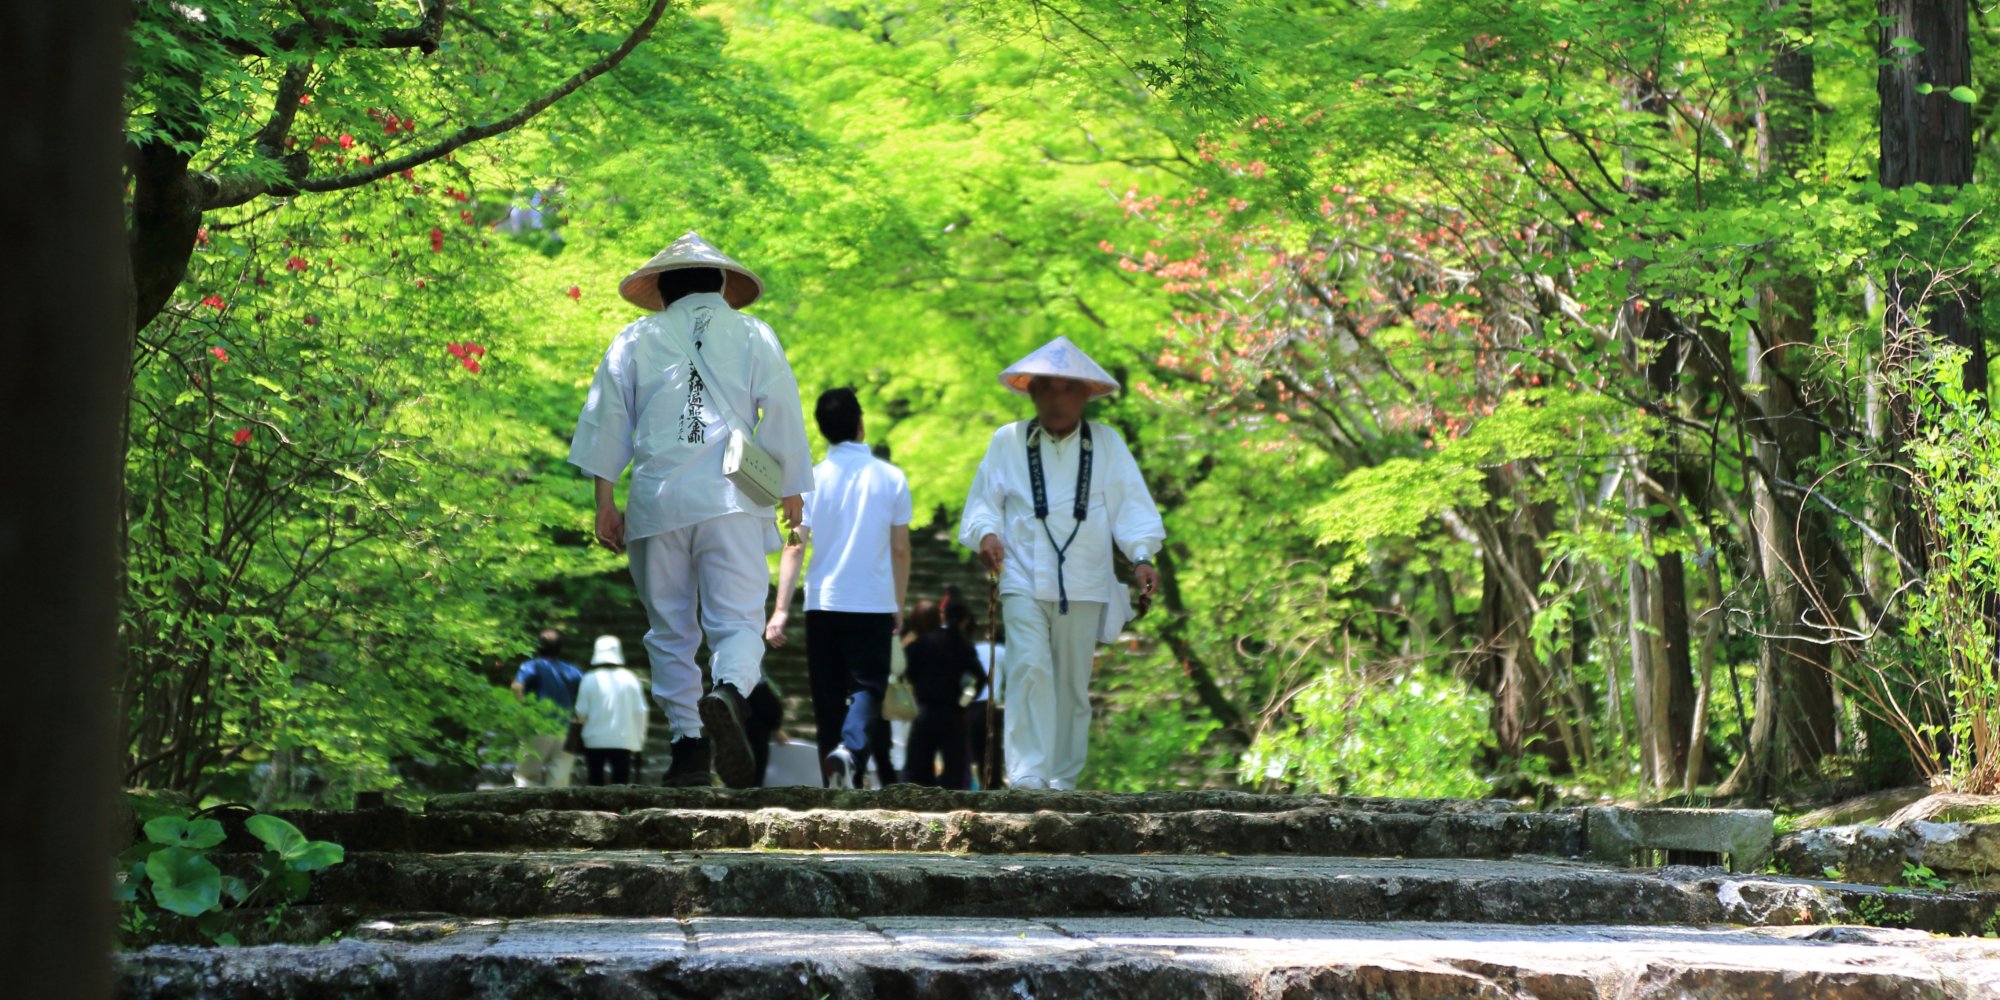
[619, 263, 762, 311]
[1001, 372, 1119, 400]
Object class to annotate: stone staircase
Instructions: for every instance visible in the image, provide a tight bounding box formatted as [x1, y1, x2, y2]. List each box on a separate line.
[118, 790, 2000, 997]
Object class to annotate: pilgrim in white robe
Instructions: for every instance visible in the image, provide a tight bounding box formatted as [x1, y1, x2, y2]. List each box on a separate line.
[570, 291, 812, 739]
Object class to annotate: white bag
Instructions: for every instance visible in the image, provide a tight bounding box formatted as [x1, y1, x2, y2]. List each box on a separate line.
[670, 311, 784, 508]
[722, 427, 782, 508]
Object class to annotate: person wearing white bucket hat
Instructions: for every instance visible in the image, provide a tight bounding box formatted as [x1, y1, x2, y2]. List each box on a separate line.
[957, 336, 1165, 790]
[569, 232, 813, 788]
[572, 635, 649, 785]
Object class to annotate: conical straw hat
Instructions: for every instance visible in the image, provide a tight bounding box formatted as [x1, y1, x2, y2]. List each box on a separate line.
[617, 231, 765, 311]
[999, 336, 1120, 399]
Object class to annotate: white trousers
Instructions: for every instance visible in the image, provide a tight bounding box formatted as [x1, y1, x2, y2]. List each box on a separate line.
[628, 513, 770, 740]
[999, 595, 1103, 786]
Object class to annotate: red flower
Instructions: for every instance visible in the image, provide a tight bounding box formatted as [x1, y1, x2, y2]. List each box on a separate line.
[460, 209, 474, 225]
[201, 295, 226, 309]
[429, 228, 444, 253]
[446, 342, 465, 359]
[567, 285, 581, 300]
[414, 278, 427, 289]
[338, 133, 355, 150]
[358, 156, 373, 166]
[462, 359, 482, 374]
[231, 428, 253, 446]
[285, 256, 309, 272]
[298, 94, 312, 106]
[463, 343, 486, 358]
[399, 168, 415, 181]
[196, 227, 210, 246]
[312, 136, 332, 147]
[209, 346, 229, 363]
[384, 115, 401, 134]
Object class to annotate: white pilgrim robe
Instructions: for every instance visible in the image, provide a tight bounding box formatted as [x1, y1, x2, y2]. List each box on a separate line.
[568, 291, 812, 738]
[568, 291, 813, 544]
[957, 419, 1165, 610]
[958, 418, 1165, 787]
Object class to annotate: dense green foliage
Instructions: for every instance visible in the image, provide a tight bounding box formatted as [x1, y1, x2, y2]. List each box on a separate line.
[121, 0, 1997, 804]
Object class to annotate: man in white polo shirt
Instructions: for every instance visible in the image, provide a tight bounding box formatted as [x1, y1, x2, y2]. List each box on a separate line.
[766, 388, 912, 788]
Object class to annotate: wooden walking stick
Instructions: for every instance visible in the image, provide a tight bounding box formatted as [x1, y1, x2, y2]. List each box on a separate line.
[983, 571, 1001, 790]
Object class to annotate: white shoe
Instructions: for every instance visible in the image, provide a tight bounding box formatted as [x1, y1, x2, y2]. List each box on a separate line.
[1010, 776, 1046, 789]
[822, 746, 856, 789]
[1048, 778, 1077, 791]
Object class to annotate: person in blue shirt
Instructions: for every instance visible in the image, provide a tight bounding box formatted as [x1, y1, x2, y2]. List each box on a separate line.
[511, 629, 584, 787]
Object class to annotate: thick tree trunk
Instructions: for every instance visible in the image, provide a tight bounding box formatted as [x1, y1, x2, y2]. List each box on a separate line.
[1879, 0, 1980, 404]
[1878, 0, 1982, 608]
[1, 1, 131, 996]
[1727, 0, 1839, 795]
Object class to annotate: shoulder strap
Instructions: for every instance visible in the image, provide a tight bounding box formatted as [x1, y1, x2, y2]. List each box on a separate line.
[661, 308, 759, 437]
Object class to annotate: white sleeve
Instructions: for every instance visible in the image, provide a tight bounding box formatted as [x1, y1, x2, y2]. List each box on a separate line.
[1103, 428, 1165, 563]
[893, 469, 913, 527]
[568, 335, 636, 483]
[749, 322, 814, 497]
[957, 430, 1008, 549]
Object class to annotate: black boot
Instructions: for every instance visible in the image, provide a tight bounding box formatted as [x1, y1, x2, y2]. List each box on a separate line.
[660, 736, 713, 787]
[698, 683, 757, 789]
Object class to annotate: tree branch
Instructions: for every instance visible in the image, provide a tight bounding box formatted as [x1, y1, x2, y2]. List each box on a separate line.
[199, 0, 672, 209]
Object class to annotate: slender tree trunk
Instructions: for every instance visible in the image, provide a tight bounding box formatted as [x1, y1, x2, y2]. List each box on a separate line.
[1728, 0, 1839, 794]
[1620, 71, 1700, 792]
[1, 2, 130, 995]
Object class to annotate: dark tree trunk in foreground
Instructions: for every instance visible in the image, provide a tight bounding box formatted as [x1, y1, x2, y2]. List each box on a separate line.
[0, 2, 131, 997]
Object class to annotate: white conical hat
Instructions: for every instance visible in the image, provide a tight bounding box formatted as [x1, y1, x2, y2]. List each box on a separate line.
[617, 231, 765, 311]
[589, 634, 626, 666]
[999, 336, 1119, 399]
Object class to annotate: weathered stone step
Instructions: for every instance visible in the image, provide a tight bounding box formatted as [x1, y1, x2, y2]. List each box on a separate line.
[118, 914, 2000, 999]
[422, 786, 1526, 816]
[306, 852, 2000, 936]
[279, 804, 1578, 857]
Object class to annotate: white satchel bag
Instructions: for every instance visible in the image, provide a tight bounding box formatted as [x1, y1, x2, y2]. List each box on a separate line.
[670, 312, 784, 508]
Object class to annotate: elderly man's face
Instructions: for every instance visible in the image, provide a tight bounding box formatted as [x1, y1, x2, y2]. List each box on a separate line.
[1027, 377, 1092, 432]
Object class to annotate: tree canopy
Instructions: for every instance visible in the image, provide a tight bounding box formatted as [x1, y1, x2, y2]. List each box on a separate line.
[120, 0, 1998, 805]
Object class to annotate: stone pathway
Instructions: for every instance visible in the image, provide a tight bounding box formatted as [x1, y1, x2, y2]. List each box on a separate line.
[123, 915, 2000, 998]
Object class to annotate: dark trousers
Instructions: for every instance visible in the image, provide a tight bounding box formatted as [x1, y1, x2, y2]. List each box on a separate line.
[584, 748, 632, 786]
[805, 611, 896, 761]
[966, 700, 999, 789]
[865, 716, 899, 786]
[902, 704, 970, 789]
[746, 681, 784, 786]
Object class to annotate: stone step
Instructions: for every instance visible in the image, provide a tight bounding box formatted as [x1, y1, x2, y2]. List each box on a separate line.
[423, 786, 1525, 816]
[119, 916, 2000, 1000]
[275, 803, 1578, 857]
[301, 852, 2000, 936]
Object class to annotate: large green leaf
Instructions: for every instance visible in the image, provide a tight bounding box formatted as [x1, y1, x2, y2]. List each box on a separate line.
[145, 846, 222, 917]
[245, 814, 344, 871]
